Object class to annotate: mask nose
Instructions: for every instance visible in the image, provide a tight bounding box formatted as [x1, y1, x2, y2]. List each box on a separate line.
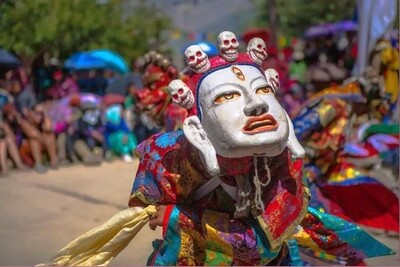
[243, 95, 268, 116]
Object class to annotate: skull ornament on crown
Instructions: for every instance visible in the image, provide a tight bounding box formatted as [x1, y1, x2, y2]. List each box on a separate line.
[217, 31, 239, 62]
[168, 79, 194, 110]
[265, 68, 280, 92]
[184, 45, 211, 74]
[247, 37, 268, 66]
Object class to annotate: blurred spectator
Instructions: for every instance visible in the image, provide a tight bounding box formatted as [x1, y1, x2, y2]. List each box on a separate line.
[77, 70, 107, 96]
[0, 121, 28, 176]
[63, 95, 83, 163]
[105, 58, 144, 96]
[305, 53, 348, 91]
[289, 51, 307, 84]
[282, 81, 305, 118]
[2, 104, 48, 173]
[68, 101, 105, 165]
[21, 105, 58, 172]
[103, 70, 116, 96]
[6, 74, 37, 114]
[323, 34, 340, 64]
[46, 69, 79, 100]
[104, 104, 137, 163]
[0, 81, 13, 109]
[124, 82, 139, 131]
[31, 52, 58, 102]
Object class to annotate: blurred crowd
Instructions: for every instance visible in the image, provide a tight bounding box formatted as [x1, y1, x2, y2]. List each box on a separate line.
[0, 53, 175, 176]
[0, 29, 398, 177]
[266, 31, 398, 120]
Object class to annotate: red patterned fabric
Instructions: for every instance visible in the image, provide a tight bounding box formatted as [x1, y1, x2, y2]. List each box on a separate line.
[216, 155, 253, 176]
[129, 131, 308, 249]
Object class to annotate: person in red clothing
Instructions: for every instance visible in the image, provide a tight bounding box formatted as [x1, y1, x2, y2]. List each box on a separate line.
[46, 69, 79, 100]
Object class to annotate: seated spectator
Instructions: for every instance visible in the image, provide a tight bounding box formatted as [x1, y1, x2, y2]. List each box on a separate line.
[0, 81, 14, 109]
[123, 82, 138, 131]
[58, 94, 83, 164]
[19, 104, 58, 172]
[2, 104, 43, 172]
[305, 53, 348, 91]
[0, 124, 6, 176]
[46, 69, 79, 100]
[68, 101, 105, 165]
[7, 76, 37, 114]
[0, 119, 28, 176]
[104, 104, 137, 163]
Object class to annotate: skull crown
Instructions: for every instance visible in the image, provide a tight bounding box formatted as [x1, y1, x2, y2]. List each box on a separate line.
[265, 68, 280, 92]
[167, 79, 195, 110]
[247, 37, 268, 66]
[184, 45, 210, 74]
[217, 31, 239, 62]
[183, 31, 271, 68]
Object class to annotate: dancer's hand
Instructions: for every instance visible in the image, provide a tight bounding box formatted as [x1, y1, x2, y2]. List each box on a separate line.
[149, 205, 166, 231]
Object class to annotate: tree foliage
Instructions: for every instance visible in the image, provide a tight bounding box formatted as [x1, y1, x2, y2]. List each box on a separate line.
[0, 0, 172, 64]
[254, 0, 356, 37]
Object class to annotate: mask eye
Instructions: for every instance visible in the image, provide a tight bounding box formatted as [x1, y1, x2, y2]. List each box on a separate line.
[213, 92, 241, 104]
[256, 86, 274, 94]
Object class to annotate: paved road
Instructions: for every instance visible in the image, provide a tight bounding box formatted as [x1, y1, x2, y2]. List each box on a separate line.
[0, 160, 398, 266]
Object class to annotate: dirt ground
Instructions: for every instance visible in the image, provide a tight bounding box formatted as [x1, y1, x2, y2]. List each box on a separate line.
[0, 160, 398, 266]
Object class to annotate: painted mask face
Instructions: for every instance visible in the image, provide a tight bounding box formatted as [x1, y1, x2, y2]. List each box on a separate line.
[198, 65, 289, 158]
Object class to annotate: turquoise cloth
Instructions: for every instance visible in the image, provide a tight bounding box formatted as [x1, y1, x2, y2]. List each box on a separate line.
[307, 207, 395, 258]
[108, 131, 137, 155]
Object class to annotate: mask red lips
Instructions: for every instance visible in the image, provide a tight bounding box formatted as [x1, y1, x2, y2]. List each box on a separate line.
[242, 114, 278, 134]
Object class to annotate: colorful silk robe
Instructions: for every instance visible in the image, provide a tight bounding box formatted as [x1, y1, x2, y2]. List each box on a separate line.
[129, 131, 394, 265]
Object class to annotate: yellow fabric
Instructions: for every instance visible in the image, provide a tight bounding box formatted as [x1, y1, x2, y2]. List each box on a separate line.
[381, 46, 399, 103]
[41, 206, 156, 266]
[329, 166, 363, 183]
[292, 226, 337, 261]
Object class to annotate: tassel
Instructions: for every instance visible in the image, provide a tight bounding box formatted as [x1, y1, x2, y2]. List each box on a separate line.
[253, 157, 272, 212]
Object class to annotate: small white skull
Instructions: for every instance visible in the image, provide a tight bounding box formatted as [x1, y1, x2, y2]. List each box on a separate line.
[265, 68, 280, 92]
[167, 79, 194, 110]
[184, 45, 210, 73]
[247, 37, 268, 65]
[217, 31, 239, 62]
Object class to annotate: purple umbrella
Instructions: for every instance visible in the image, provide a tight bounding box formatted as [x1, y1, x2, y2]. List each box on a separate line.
[332, 20, 358, 32]
[304, 20, 358, 39]
[304, 23, 336, 38]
